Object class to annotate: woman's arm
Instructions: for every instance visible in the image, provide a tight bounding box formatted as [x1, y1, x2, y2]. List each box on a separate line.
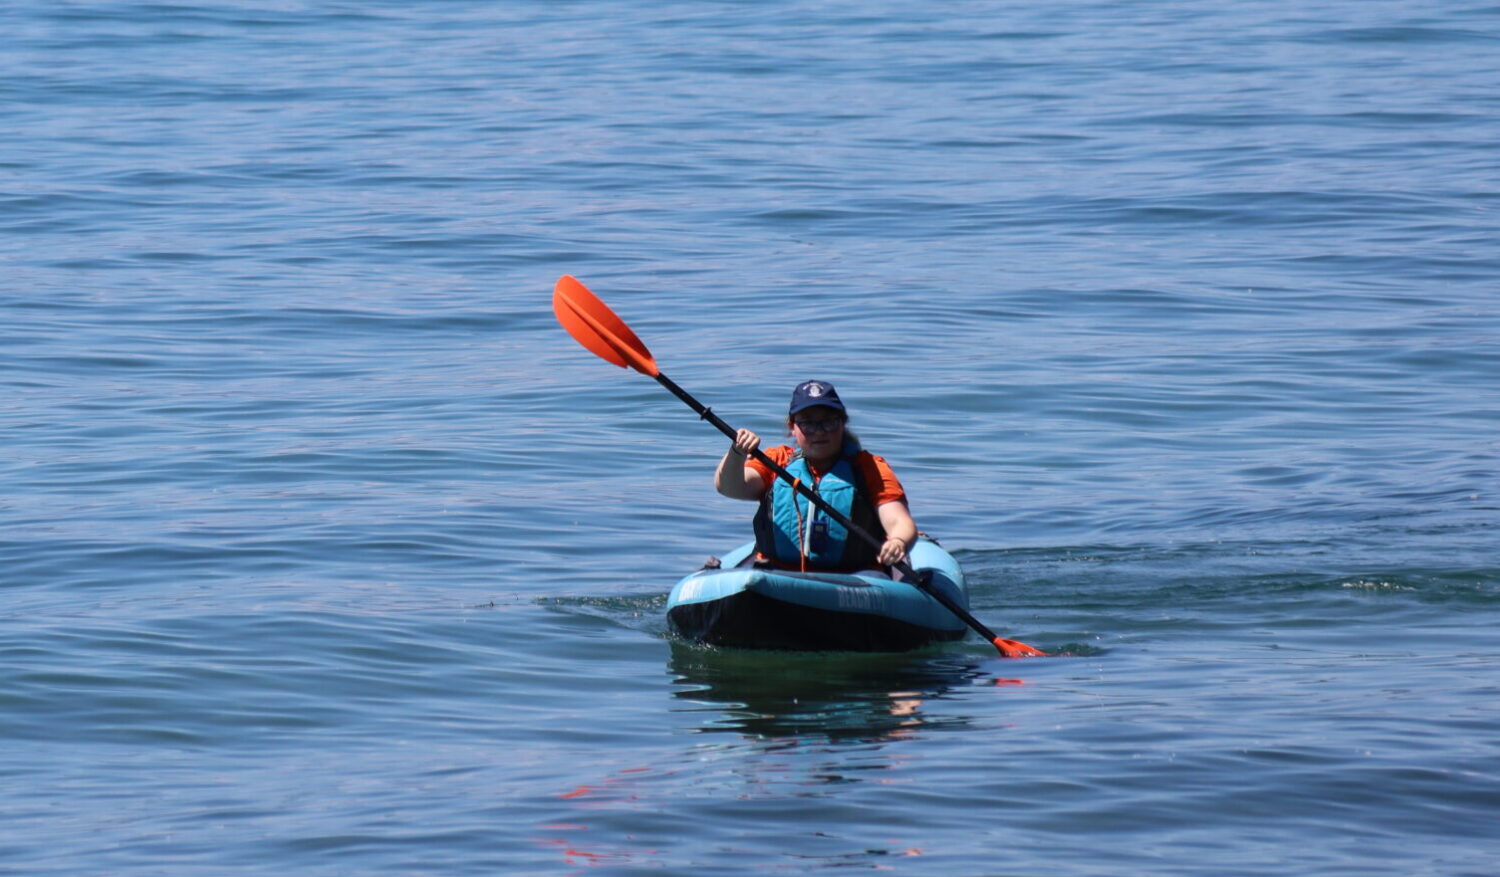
[875, 500, 917, 566]
[714, 428, 766, 500]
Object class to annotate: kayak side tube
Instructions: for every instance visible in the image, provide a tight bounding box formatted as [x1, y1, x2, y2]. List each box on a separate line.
[666, 537, 971, 651]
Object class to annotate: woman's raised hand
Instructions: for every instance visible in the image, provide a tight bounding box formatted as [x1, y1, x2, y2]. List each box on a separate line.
[731, 428, 760, 459]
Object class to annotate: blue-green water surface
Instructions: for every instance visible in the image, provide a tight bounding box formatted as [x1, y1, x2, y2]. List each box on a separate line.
[3, 2, 1497, 874]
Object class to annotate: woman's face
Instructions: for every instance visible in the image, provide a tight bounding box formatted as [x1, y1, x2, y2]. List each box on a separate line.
[790, 405, 845, 461]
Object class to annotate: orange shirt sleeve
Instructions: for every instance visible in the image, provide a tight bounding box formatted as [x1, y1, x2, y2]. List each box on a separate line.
[745, 445, 794, 496]
[858, 452, 907, 507]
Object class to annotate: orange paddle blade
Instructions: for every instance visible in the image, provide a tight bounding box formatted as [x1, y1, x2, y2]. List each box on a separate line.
[552, 275, 659, 377]
[993, 637, 1049, 658]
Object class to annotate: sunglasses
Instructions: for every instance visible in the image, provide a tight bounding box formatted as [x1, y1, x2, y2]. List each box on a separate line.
[792, 416, 843, 435]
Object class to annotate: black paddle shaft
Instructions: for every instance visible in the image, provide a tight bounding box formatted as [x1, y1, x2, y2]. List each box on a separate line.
[652, 371, 1007, 644]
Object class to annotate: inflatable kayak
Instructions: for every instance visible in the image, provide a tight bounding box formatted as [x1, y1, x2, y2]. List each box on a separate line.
[666, 537, 970, 651]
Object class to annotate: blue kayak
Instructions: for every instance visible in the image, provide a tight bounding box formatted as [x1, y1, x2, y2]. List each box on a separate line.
[666, 537, 970, 651]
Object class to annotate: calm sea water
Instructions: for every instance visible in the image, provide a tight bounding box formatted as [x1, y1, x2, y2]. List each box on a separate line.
[3, 1, 1497, 874]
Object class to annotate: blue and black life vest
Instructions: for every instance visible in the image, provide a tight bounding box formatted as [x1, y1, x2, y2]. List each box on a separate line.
[753, 441, 884, 571]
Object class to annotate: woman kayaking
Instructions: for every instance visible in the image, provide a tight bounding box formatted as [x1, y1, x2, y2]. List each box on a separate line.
[715, 380, 917, 572]
[553, 275, 1045, 655]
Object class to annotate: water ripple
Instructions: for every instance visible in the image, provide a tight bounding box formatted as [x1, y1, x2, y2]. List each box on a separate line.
[2, 0, 1498, 873]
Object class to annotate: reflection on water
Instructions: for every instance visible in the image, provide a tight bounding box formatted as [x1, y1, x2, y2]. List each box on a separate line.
[538, 646, 1025, 868]
[667, 641, 1000, 742]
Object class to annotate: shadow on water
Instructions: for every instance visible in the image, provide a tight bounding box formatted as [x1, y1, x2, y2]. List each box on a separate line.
[667, 641, 1008, 742]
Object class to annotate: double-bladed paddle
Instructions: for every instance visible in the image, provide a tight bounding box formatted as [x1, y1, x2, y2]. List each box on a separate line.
[552, 274, 1047, 658]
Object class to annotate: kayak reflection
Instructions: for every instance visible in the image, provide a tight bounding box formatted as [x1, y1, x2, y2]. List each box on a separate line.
[668, 641, 989, 741]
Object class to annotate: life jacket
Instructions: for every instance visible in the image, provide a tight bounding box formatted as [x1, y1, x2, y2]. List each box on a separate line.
[752, 441, 884, 571]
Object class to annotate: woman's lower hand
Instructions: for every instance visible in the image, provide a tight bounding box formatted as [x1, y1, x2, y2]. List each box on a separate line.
[878, 537, 908, 566]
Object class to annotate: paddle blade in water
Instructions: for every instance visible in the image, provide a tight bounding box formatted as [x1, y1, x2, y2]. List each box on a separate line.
[552, 275, 660, 377]
[993, 637, 1049, 658]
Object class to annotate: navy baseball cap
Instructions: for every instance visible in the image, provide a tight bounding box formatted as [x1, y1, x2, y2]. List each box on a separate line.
[789, 380, 845, 416]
